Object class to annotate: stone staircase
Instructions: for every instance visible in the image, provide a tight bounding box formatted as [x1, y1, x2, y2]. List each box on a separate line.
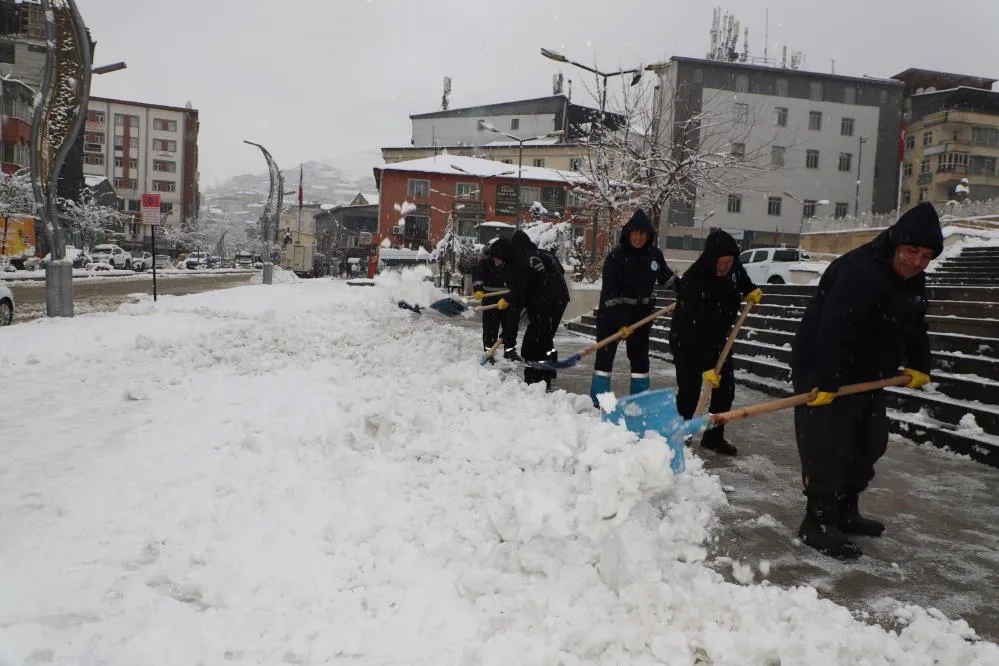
[927, 246, 999, 286]
[566, 247, 999, 467]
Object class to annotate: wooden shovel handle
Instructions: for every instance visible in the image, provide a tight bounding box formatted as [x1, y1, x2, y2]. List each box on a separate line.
[578, 303, 677, 360]
[710, 375, 910, 427]
[694, 301, 755, 417]
[469, 289, 510, 303]
[478, 303, 503, 312]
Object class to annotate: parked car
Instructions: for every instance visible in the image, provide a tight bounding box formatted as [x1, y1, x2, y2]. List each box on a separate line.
[185, 251, 209, 270]
[90, 244, 132, 269]
[153, 254, 173, 269]
[739, 247, 812, 285]
[0, 281, 13, 325]
[41, 247, 91, 269]
[232, 251, 254, 268]
[131, 251, 154, 270]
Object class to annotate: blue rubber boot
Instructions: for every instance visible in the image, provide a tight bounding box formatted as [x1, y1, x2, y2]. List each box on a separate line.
[590, 373, 612, 408]
[629, 374, 651, 395]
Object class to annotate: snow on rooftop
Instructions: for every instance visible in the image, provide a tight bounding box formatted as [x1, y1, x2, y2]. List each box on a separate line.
[379, 154, 590, 186]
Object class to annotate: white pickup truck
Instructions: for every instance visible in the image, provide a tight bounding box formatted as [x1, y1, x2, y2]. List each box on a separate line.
[739, 247, 813, 285]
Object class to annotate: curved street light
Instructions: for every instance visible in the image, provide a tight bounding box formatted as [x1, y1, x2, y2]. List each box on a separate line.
[243, 140, 284, 284]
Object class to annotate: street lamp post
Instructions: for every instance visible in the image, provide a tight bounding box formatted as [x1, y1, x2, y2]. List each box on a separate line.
[541, 48, 644, 262]
[854, 136, 868, 218]
[784, 191, 830, 246]
[243, 140, 284, 285]
[476, 121, 562, 230]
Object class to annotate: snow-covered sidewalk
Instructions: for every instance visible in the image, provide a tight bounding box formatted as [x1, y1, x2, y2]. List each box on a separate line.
[0, 273, 995, 665]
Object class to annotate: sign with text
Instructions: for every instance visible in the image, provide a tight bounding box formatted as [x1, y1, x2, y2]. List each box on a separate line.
[495, 184, 519, 217]
[540, 186, 567, 215]
[142, 193, 162, 226]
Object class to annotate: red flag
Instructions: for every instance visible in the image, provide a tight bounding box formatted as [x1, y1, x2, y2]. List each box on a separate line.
[298, 165, 304, 209]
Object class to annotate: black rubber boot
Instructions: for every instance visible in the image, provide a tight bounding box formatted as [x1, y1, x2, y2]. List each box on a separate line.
[798, 496, 863, 559]
[503, 349, 522, 362]
[700, 426, 737, 456]
[839, 494, 885, 537]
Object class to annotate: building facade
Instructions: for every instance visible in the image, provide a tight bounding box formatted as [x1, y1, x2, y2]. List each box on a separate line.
[648, 56, 904, 249]
[0, 77, 33, 173]
[893, 69, 999, 210]
[374, 155, 613, 253]
[82, 97, 200, 247]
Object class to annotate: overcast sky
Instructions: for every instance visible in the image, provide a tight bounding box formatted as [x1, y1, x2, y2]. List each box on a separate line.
[83, 0, 999, 187]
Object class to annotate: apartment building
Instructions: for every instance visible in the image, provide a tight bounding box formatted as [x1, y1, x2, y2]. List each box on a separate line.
[648, 56, 904, 250]
[893, 69, 999, 209]
[82, 97, 200, 248]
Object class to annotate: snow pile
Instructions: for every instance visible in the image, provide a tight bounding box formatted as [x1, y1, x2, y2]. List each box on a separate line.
[0, 281, 996, 665]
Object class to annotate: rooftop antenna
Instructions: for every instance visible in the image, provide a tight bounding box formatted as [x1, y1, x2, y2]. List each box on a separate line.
[441, 76, 451, 111]
[741, 27, 749, 62]
[567, 78, 572, 102]
[781, 45, 787, 69]
[831, 59, 835, 74]
[764, 8, 769, 64]
[553, 72, 564, 96]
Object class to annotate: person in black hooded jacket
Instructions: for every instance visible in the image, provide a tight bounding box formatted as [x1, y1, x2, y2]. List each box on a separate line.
[668, 229, 761, 455]
[789, 202, 942, 560]
[490, 230, 570, 389]
[471, 242, 520, 362]
[589, 209, 675, 407]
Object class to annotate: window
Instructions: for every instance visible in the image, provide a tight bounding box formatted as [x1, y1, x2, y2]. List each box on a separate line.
[519, 186, 540, 206]
[569, 157, 582, 171]
[767, 196, 782, 216]
[113, 177, 133, 189]
[834, 202, 849, 218]
[114, 157, 138, 169]
[733, 103, 749, 124]
[114, 134, 125, 151]
[152, 139, 177, 152]
[693, 69, 703, 83]
[84, 154, 104, 166]
[739, 251, 755, 264]
[920, 158, 931, 175]
[922, 131, 933, 147]
[936, 152, 969, 173]
[532, 158, 545, 168]
[127, 199, 141, 212]
[806, 149, 820, 169]
[775, 106, 788, 127]
[905, 135, 915, 151]
[903, 162, 912, 177]
[838, 153, 853, 172]
[568, 189, 590, 208]
[510, 118, 520, 130]
[771, 146, 786, 167]
[969, 155, 997, 175]
[841, 117, 855, 136]
[86, 110, 105, 124]
[403, 215, 429, 240]
[84, 131, 105, 144]
[843, 87, 856, 105]
[809, 81, 823, 101]
[809, 111, 822, 131]
[774, 249, 802, 262]
[918, 188, 928, 202]
[160, 202, 174, 214]
[153, 118, 178, 132]
[152, 180, 176, 193]
[406, 178, 429, 198]
[972, 126, 999, 147]
[727, 194, 742, 213]
[802, 199, 817, 218]
[153, 159, 177, 173]
[776, 78, 789, 97]
[730, 142, 745, 157]
[735, 74, 749, 93]
[901, 190, 911, 205]
[114, 113, 139, 126]
[455, 182, 479, 199]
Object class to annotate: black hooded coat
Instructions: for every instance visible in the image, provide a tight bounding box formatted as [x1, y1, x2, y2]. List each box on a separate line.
[668, 229, 757, 368]
[791, 202, 943, 392]
[489, 230, 569, 317]
[597, 209, 674, 324]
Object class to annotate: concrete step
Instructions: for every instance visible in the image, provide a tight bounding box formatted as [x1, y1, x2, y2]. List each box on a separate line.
[646, 294, 998, 320]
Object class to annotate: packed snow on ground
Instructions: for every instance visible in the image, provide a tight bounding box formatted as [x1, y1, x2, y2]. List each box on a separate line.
[0, 270, 996, 665]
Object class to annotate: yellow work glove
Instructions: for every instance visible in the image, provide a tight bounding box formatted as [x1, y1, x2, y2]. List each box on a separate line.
[903, 368, 930, 389]
[496, 298, 510, 311]
[473, 291, 486, 301]
[807, 390, 836, 407]
[746, 288, 763, 305]
[702, 369, 721, 389]
[618, 325, 633, 339]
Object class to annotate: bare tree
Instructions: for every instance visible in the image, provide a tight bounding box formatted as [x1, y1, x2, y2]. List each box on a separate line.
[576, 73, 794, 239]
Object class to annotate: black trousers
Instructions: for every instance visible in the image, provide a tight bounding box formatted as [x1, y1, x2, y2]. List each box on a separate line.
[670, 340, 735, 419]
[792, 371, 889, 499]
[522, 302, 567, 385]
[594, 307, 651, 375]
[482, 306, 519, 350]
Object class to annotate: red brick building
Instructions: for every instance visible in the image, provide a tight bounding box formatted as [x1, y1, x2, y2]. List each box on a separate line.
[373, 155, 620, 253]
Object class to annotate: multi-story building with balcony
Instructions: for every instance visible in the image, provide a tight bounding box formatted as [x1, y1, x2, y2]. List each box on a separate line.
[893, 69, 999, 210]
[0, 77, 34, 173]
[82, 97, 200, 250]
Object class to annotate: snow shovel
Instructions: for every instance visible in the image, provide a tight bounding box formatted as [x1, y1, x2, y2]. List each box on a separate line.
[398, 301, 423, 315]
[526, 302, 678, 371]
[430, 290, 510, 317]
[693, 301, 755, 417]
[479, 339, 503, 366]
